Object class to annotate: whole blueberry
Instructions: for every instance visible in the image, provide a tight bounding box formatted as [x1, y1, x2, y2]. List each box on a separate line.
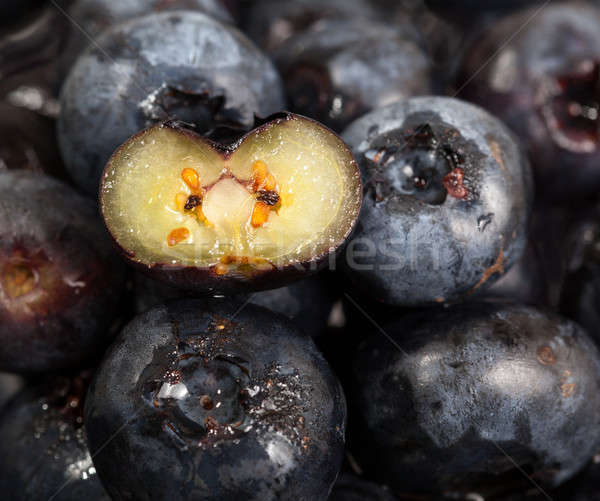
[58, 11, 285, 196]
[0, 375, 109, 501]
[85, 299, 346, 500]
[350, 303, 600, 497]
[275, 19, 432, 132]
[341, 97, 533, 306]
[457, 3, 600, 202]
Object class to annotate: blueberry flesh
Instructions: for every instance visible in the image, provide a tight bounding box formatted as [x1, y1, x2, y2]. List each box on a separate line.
[341, 97, 533, 306]
[0, 170, 126, 372]
[457, 4, 600, 202]
[350, 303, 600, 497]
[59, 0, 233, 78]
[85, 299, 346, 500]
[58, 11, 285, 196]
[0, 375, 110, 501]
[242, 0, 381, 53]
[275, 19, 432, 132]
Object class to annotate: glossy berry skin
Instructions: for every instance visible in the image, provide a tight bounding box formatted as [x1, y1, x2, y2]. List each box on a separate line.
[341, 97, 533, 306]
[58, 11, 285, 196]
[85, 299, 346, 501]
[243, 0, 381, 53]
[457, 4, 600, 202]
[0, 376, 109, 501]
[275, 19, 432, 132]
[60, 0, 233, 77]
[134, 273, 335, 337]
[350, 303, 600, 497]
[0, 171, 126, 372]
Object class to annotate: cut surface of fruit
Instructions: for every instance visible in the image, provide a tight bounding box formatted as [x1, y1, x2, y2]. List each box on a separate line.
[101, 115, 361, 279]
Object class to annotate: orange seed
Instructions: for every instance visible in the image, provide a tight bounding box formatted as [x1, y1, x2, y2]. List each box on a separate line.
[167, 227, 190, 246]
[251, 201, 271, 228]
[181, 168, 200, 190]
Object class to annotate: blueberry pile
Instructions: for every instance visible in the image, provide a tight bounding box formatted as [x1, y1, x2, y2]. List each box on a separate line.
[2, 1, 600, 500]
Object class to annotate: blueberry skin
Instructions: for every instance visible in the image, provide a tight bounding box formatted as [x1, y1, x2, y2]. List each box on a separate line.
[350, 303, 600, 496]
[0, 171, 126, 372]
[457, 4, 600, 202]
[134, 272, 336, 337]
[60, 0, 233, 78]
[275, 19, 432, 132]
[341, 97, 533, 306]
[0, 377, 109, 501]
[243, 0, 381, 53]
[58, 11, 285, 196]
[85, 299, 346, 500]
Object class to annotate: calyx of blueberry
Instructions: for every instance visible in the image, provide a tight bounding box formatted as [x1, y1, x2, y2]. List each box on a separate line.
[365, 123, 469, 205]
[537, 59, 600, 154]
[140, 328, 307, 451]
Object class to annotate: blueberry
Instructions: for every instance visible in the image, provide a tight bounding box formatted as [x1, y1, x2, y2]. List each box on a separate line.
[0, 374, 109, 501]
[85, 299, 346, 500]
[243, 0, 381, 53]
[350, 302, 600, 497]
[340, 97, 533, 306]
[274, 19, 432, 132]
[457, 3, 600, 202]
[0, 170, 127, 372]
[58, 11, 285, 196]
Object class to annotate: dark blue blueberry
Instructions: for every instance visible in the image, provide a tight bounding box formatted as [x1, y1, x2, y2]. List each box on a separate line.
[58, 11, 285, 195]
[0, 375, 110, 501]
[341, 97, 533, 306]
[85, 299, 346, 500]
[0, 170, 127, 372]
[349, 302, 600, 497]
[457, 3, 600, 202]
[274, 19, 432, 132]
